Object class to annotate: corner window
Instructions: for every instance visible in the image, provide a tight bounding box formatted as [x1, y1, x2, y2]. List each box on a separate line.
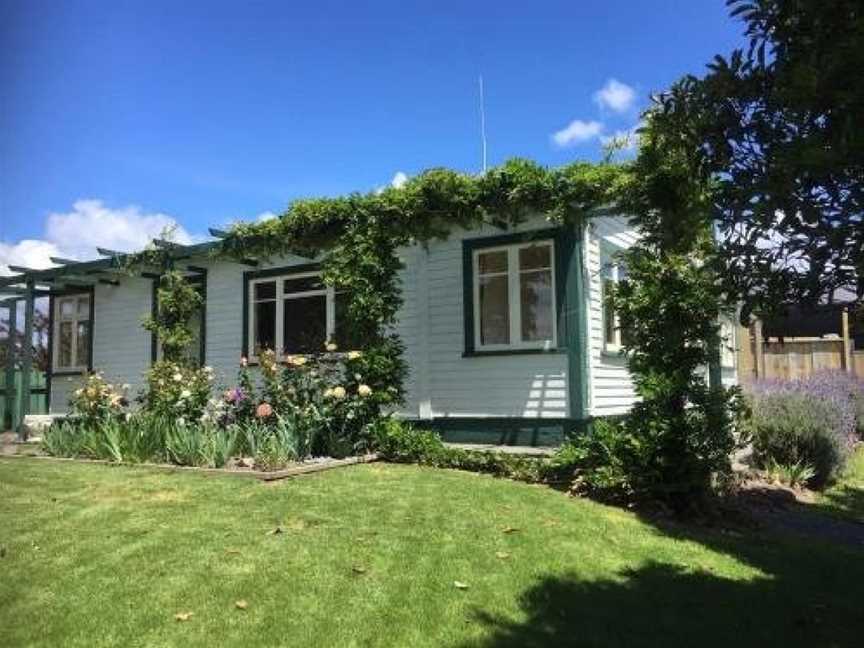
[54, 294, 90, 372]
[247, 270, 354, 358]
[720, 320, 737, 368]
[473, 240, 556, 351]
[602, 261, 626, 353]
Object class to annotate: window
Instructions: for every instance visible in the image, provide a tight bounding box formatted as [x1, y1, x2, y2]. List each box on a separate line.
[720, 320, 737, 368]
[247, 270, 353, 358]
[54, 294, 90, 372]
[602, 260, 626, 352]
[472, 240, 556, 351]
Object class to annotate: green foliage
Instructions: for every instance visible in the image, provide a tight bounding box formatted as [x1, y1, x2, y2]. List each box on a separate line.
[643, 0, 864, 314]
[140, 360, 213, 421]
[748, 393, 849, 487]
[142, 270, 203, 364]
[763, 458, 817, 490]
[371, 418, 547, 484]
[68, 372, 128, 428]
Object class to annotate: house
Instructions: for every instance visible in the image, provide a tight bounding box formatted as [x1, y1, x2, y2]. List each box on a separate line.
[0, 214, 738, 445]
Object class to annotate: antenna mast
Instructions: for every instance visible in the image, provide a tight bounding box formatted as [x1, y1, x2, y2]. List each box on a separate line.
[479, 75, 488, 173]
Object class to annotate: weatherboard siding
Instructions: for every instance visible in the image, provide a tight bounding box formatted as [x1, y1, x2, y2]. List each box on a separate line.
[48, 214, 658, 422]
[585, 215, 639, 417]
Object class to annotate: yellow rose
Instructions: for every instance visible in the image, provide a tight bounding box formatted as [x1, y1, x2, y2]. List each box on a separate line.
[357, 384, 372, 397]
[347, 351, 362, 360]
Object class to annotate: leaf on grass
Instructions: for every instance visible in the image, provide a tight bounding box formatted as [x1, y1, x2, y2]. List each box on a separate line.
[235, 600, 248, 610]
[502, 526, 520, 534]
[174, 611, 194, 622]
[453, 581, 469, 590]
[352, 566, 367, 574]
[495, 551, 511, 560]
[267, 526, 283, 536]
[225, 548, 242, 555]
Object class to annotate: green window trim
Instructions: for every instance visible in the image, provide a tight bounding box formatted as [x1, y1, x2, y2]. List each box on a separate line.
[461, 225, 588, 420]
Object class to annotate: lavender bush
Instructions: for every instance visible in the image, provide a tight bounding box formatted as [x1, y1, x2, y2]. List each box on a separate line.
[747, 372, 864, 486]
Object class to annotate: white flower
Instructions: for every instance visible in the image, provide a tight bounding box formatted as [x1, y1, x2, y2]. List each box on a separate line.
[173, 372, 183, 382]
[325, 341, 338, 352]
[121, 383, 130, 391]
[180, 389, 191, 399]
[74, 388, 83, 397]
[326, 386, 347, 400]
[354, 373, 362, 381]
[177, 417, 185, 426]
[347, 351, 362, 360]
[357, 384, 372, 397]
[203, 365, 213, 373]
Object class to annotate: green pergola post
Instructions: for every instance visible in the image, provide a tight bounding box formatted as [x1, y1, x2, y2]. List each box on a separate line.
[17, 279, 34, 440]
[4, 299, 16, 433]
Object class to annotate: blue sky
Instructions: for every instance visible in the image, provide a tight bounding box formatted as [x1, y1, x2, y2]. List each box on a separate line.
[0, 0, 745, 268]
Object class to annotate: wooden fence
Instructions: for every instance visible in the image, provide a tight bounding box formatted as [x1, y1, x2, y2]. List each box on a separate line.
[737, 320, 864, 382]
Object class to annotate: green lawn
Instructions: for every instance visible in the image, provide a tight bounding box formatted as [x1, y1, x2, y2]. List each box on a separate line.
[1, 458, 862, 647]
[817, 446, 864, 523]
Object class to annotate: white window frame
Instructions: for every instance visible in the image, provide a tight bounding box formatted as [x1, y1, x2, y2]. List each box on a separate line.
[53, 294, 90, 373]
[602, 262, 624, 354]
[472, 239, 557, 352]
[247, 270, 337, 360]
[719, 319, 737, 368]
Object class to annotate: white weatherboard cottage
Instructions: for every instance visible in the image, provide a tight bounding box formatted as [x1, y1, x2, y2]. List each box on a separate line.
[4, 214, 738, 445]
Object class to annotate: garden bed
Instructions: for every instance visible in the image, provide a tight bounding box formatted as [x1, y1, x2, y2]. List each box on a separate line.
[1, 445, 379, 481]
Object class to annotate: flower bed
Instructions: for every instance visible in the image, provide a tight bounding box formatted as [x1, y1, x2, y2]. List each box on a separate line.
[43, 344, 391, 472]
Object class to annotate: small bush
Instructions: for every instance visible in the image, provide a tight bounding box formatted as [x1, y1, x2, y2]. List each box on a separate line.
[763, 458, 817, 489]
[747, 372, 862, 487]
[372, 418, 547, 483]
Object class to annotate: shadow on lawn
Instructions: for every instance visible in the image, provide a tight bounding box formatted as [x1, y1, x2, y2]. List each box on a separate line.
[460, 504, 864, 648]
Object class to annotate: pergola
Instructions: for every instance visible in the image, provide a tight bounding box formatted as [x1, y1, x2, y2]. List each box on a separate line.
[0, 230, 255, 438]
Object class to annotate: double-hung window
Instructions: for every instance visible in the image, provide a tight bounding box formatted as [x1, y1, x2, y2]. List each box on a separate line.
[602, 260, 627, 353]
[248, 270, 353, 358]
[473, 240, 557, 351]
[54, 294, 90, 372]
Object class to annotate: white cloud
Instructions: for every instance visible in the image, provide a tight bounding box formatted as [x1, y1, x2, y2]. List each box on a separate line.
[390, 171, 408, 188]
[593, 79, 636, 113]
[256, 211, 278, 222]
[1, 199, 200, 276]
[551, 119, 604, 148]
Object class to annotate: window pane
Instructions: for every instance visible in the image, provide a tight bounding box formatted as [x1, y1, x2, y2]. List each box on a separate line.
[254, 281, 276, 301]
[603, 279, 617, 346]
[519, 244, 551, 271]
[284, 275, 324, 294]
[253, 300, 276, 352]
[59, 299, 75, 318]
[479, 275, 510, 345]
[75, 322, 90, 367]
[59, 322, 73, 367]
[283, 295, 326, 353]
[520, 270, 553, 342]
[478, 250, 508, 274]
[77, 296, 90, 317]
[334, 292, 366, 350]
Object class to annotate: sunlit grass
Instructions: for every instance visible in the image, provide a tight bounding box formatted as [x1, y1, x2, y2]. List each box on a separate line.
[0, 458, 861, 647]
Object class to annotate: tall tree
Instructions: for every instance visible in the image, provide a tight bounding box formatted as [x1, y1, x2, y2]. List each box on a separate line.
[645, 0, 864, 318]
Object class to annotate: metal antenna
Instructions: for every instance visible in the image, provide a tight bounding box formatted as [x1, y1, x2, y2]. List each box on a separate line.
[479, 75, 488, 173]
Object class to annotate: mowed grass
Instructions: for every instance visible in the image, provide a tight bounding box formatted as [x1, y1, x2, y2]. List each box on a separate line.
[1, 458, 862, 647]
[817, 445, 864, 522]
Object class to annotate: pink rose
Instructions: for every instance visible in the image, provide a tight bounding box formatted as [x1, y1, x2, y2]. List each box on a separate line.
[256, 402, 273, 418]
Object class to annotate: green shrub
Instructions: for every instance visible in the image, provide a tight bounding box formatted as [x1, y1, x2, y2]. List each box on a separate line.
[372, 419, 546, 483]
[748, 392, 848, 487]
[763, 458, 817, 489]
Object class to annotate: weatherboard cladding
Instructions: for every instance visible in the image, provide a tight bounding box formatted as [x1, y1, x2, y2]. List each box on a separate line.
[47, 216, 643, 426]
